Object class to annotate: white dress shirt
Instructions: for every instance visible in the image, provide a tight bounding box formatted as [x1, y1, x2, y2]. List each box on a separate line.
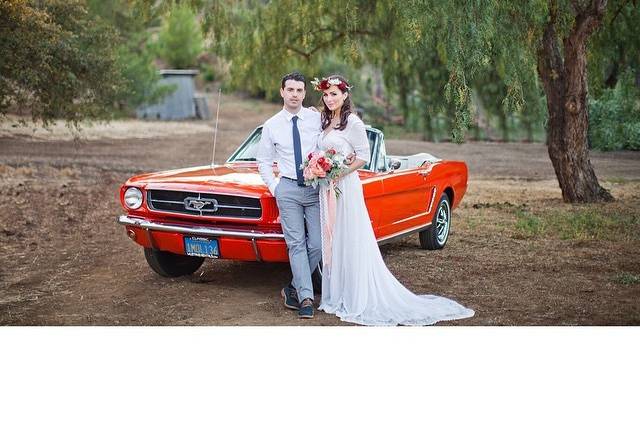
[257, 107, 322, 195]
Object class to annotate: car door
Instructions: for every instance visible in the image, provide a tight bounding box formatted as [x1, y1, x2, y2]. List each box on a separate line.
[376, 164, 432, 239]
[361, 171, 384, 237]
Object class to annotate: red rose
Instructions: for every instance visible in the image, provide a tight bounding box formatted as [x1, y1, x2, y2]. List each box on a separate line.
[308, 152, 313, 160]
[316, 156, 331, 171]
[327, 148, 336, 156]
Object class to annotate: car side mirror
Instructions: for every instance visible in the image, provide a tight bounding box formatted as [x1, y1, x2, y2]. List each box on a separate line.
[388, 159, 401, 171]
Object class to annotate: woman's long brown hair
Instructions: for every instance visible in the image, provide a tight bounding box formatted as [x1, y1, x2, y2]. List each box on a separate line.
[320, 75, 353, 131]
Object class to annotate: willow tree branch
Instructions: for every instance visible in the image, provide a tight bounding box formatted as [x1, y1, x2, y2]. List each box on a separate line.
[609, 0, 632, 25]
[284, 28, 381, 61]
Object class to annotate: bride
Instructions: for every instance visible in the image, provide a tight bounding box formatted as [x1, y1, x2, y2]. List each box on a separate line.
[312, 75, 475, 326]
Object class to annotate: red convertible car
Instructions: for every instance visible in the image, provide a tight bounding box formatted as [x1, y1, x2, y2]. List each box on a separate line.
[117, 126, 467, 286]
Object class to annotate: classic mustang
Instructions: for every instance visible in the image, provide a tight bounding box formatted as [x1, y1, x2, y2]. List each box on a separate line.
[117, 126, 468, 287]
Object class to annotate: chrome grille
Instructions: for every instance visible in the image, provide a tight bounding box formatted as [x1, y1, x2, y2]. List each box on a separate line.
[146, 190, 261, 219]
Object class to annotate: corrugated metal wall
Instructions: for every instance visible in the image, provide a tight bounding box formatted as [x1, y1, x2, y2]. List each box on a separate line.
[136, 70, 207, 120]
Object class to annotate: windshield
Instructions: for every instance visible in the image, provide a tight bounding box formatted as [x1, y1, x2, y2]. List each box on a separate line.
[227, 126, 381, 171]
[227, 128, 262, 161]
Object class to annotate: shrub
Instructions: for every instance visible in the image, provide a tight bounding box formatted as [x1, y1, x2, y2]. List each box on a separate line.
[200, 63, 216, 82]
[115, 36, 176, 111]
[589, 72, 640, 151]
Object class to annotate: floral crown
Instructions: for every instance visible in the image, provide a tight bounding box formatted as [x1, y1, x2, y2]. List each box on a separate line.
[310, 76, 353, 92]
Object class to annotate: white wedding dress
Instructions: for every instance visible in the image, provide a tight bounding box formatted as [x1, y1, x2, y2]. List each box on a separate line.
[317, 114, 475, 326]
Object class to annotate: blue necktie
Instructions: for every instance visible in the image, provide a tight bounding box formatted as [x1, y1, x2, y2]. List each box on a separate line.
[291, 116, 305, 186]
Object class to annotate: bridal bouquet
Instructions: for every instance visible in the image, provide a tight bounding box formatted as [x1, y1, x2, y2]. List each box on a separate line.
[301, 149, 348, 195]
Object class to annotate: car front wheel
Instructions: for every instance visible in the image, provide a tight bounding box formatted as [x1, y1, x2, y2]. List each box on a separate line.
[419, 193, 451, 250]
[144, 248, 205, 277]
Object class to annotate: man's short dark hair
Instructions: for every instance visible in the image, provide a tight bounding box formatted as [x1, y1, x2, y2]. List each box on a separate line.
[281, 71, 306, 89]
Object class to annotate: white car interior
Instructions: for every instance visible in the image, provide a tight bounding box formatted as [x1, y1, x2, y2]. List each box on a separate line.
[385, 153, 441, 171]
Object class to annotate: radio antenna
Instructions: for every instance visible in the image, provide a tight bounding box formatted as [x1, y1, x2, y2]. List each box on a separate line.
[211, 87, 222, 167]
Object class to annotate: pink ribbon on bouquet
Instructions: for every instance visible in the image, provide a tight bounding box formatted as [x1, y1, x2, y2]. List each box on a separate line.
[322, 181, 338, 268]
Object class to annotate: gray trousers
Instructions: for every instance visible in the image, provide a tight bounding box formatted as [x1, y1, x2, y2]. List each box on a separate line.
[274, 178, 322, 302]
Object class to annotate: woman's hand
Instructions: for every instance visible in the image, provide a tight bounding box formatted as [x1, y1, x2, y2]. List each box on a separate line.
[335, 158, 366, 183]
[345, 152, 356, 165]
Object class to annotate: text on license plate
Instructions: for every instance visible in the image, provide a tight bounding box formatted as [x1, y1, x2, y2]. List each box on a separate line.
[184, 236, 220, 258]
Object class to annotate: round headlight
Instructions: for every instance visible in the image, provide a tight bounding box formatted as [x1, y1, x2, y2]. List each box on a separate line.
[124, 187, 143, 209]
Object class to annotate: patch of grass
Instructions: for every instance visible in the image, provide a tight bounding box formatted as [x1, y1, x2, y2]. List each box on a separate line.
[614, 272, 640, 285]
[512, 206, 639, 241]
[550, 209, 638, 240]
[461, 215, 479, 230]
[473, 201, 526, 210]
[606, 177, 628, 184]
[514, 210, 543, 238]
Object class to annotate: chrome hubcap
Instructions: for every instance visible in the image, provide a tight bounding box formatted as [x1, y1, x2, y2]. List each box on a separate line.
[435, 200, 450, 245]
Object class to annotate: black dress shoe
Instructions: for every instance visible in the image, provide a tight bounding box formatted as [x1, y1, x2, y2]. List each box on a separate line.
[298, 298, 314, 319]
[281, 286, 300, 310]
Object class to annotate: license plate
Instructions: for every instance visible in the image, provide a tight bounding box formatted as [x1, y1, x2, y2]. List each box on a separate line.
[184, 236, 220, 258]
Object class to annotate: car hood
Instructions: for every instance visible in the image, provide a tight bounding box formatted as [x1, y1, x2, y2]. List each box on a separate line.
[125, 163, 270, 197]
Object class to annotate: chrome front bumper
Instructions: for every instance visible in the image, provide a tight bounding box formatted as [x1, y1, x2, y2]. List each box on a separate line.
[117, 215, 285, 240]
[117, 215, 285, 262]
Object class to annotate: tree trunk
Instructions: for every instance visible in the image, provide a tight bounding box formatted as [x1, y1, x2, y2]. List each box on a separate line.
[524, 118, 534, 142]
[499, 112, 509, 142]
[423, 113, 433, 141]
[536, 0, 614, 203]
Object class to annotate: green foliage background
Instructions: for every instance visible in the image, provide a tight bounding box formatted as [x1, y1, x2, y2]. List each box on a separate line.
[87, 0, 176, 112]
[204, 0, 639, 146]
[0, 0, 638, 149]
[155, 3, 204, 69]
[589, 72, 640, 151]
[0, 0, 124, 125]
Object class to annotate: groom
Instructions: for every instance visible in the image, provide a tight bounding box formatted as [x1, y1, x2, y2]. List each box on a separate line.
[257, 71, 322, 319]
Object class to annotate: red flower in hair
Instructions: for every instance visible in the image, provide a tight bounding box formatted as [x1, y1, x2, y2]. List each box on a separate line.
[311, 77, 353, 92]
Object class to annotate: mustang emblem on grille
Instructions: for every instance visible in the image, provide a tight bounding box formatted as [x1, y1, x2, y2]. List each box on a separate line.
[184, 197, 219, 212]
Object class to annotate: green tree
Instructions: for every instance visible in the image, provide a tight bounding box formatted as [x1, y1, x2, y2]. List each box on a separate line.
[156, 3, 204, 69]
[205, 1, 388, 97]
[0, 0, 124, 126]
[87, 0, 175, 111]
[532, 0, 615, 202]
[206, 0, 630, 203]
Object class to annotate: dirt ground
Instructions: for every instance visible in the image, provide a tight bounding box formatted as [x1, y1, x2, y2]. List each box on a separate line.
[1, 95, 639, 325]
